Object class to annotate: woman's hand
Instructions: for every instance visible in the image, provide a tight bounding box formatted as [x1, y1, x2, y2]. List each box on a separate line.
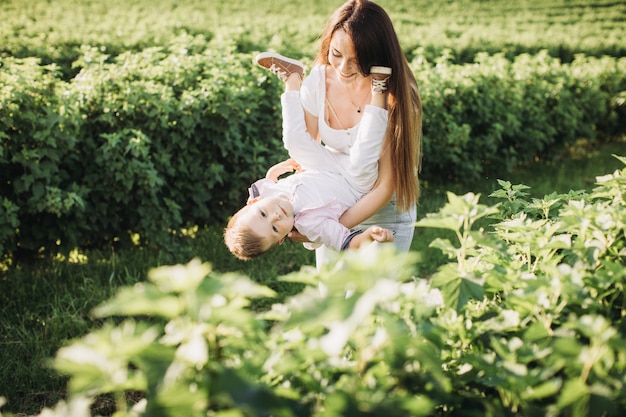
[265, 158, 303, 182]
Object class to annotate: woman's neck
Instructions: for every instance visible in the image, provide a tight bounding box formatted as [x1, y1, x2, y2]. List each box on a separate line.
[324, 65, 371, 130]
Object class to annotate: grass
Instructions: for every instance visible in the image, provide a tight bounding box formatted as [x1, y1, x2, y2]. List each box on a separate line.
[1, 138, 623, 416]
[0, 224, 314, 415]
[504, 139, 626, 196]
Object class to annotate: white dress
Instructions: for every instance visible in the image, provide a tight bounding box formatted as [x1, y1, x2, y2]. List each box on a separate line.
[300, 65, 417, 266]
[246, 90, 389, 251]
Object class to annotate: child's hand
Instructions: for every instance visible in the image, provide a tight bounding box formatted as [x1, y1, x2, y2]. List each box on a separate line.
[287, 229, 310, 243]
[266, 158, 303, 182]
[366, 226, 394, 243]
[349, 226, 394, 249]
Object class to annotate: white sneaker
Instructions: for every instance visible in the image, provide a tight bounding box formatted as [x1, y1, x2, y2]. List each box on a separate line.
[255, 52, 305, 82]
[370, 66, 392, 95]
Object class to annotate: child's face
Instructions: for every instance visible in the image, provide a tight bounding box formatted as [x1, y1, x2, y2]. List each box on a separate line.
[238, 195, 295, 246]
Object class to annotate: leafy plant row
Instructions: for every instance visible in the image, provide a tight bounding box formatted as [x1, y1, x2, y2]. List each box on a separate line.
[1, 34, 625, 258]
[3, 0, 626, 81]
[0, 36, 284, 258]
[3, 158, 623, 417]
[415, 50, 626, 183]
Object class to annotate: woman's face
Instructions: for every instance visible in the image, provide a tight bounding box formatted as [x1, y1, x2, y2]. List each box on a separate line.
[328, 28, 361, 84]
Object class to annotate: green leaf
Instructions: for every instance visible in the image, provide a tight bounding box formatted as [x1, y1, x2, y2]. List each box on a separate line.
[429, 237, 459, 259]
[415, 215, 462, 232]
[431, 264, 485, 312]
[92, 283, 184, 319]
[54, 321, 157, 394]
[521, 378, 563, 400]
[557, 378, 588, 408]
[524, 321, 551, 342]
[148, 259, 211, 292]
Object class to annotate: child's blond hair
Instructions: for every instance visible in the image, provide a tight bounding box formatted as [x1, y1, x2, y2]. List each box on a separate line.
[223, 212, 272, 260]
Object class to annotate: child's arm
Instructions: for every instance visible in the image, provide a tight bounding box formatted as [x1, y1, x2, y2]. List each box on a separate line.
[265, 158, 303, 182]
[298, 217, 393, 252]
[348, 226, 394, 249]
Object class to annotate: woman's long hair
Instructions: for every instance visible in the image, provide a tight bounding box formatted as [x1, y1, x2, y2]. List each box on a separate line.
[315, 0, 422, 211]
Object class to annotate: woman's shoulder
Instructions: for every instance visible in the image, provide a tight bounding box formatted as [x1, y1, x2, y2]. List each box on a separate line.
[304, 64, 326, 86]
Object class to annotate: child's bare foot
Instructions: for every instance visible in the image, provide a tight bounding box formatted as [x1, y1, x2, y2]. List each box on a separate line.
[255, 52, 305, 82]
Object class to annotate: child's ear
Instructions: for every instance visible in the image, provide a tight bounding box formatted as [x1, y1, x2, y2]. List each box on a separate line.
[246, 197, 261, 205]
[278, 237, 286, 245]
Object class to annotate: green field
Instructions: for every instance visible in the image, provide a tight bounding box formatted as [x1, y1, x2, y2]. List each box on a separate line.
[1, 0, 626, 416]
[3, 0, 625, 66]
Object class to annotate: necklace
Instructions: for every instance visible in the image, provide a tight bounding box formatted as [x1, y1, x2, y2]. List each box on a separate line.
[346, 83, 370, 113]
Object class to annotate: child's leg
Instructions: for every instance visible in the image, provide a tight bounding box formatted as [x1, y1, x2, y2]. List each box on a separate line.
[256, 52, 340, 172]
[281, 91, 342, 172]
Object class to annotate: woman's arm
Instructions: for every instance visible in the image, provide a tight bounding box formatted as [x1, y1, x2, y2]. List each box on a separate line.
[339, 147, 394, 229]
[304, 109, 321, 143]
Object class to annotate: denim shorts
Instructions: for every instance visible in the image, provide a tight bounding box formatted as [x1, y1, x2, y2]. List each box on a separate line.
[315, 198, 416, 269]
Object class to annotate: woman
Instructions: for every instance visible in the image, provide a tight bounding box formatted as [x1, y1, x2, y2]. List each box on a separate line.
[296, 0, 423, 267]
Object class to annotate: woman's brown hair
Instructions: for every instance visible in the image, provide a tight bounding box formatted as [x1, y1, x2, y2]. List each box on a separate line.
[315, 0, 422, 211]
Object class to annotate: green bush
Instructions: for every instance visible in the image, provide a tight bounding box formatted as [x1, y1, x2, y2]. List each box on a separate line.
[0, 57, 84, 254]
[4, 0, 626, 79]
[415, 51, 626, 184]
[1, 35, 625, 258]
[0, 36, 286, 256]
[4, 157, 623, 417]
